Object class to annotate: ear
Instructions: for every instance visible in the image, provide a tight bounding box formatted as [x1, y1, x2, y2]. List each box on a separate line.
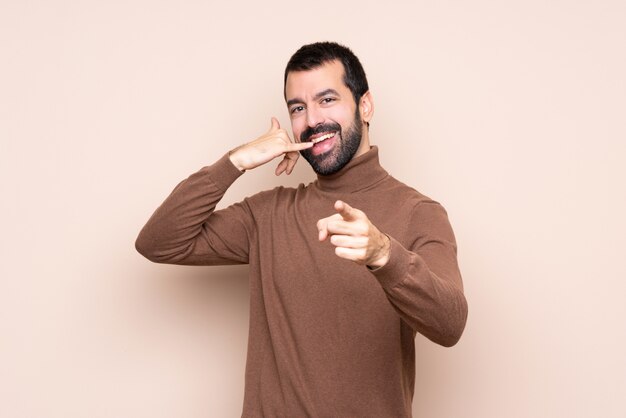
[359, 91, 374, 124]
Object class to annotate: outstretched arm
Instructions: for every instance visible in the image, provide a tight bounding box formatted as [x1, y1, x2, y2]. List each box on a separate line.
[317, 200, 468, 347]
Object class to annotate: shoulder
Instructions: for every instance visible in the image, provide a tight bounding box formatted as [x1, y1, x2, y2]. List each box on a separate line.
[380, 174, 442, 210]
[380, 175, 455, 241]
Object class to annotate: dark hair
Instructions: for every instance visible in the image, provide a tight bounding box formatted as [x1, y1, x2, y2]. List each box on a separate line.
[284, 42, 369, 105]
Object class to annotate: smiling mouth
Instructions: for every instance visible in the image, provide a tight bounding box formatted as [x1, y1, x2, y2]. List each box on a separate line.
[310, 132, 338, 144]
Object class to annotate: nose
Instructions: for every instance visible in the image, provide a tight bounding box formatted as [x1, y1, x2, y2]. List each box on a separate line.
[306, 104, 324, 128]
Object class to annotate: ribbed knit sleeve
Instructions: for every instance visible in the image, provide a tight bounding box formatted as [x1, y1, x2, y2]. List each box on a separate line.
[371, 201, 468, 347]
[135, 153, 254, 265]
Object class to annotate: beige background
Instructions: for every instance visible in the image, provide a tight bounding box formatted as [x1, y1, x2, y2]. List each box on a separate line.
[1, 1, 625, 417]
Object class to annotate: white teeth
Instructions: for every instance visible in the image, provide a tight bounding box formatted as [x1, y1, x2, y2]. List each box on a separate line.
[311, 132, 336, 144]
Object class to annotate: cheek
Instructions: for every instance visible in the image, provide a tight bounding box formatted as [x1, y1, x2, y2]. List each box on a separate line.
[325, 107, 351, 127]
[291, 120, 306, 141]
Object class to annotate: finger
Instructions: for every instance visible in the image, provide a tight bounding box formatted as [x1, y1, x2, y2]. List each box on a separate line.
[275, 156, 289, 176]
[334, 246, 367, 263]
[316, 214, 342, 241]
[285, 151, 299, 175]
[335, 200, 362, 221]
[326, 219, 368, 236]
[330, 234, 368, 248]
[270, 117, 280, 131]
[277, 151, 299, 175]
[318, 219, 328, 241]
[285, 141, 314, 152]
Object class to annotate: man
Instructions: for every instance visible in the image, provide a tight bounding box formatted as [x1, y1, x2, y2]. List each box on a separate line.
[136, 42, 468, 417]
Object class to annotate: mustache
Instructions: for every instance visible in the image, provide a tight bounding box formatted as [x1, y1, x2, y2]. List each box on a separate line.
[300, 122, 342, 142]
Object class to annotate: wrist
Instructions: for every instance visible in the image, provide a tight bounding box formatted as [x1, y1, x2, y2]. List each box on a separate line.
[367, 234, 391, 269]
[228, 148, 247, 172]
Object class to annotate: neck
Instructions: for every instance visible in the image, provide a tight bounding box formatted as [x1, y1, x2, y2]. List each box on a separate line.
[353, 128, 371, 158]
[315, 145, 388, 193]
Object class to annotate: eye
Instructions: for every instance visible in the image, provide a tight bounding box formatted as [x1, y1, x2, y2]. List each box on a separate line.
[290, 105, 305, 114]
[321, 97, 336, 104]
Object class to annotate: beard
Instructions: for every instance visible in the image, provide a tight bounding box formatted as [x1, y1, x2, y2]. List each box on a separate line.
[299, 109, 363, 176]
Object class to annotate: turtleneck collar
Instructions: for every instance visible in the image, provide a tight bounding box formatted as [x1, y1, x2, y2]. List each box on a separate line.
[314, 146, 389, 193]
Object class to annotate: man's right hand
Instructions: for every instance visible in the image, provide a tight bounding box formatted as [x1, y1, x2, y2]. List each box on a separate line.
[229, 117, 314, 175]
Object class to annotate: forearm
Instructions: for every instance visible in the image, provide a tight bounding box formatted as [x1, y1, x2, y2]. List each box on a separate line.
[372, 238, 468, 346]
[135, 153, 245, 264]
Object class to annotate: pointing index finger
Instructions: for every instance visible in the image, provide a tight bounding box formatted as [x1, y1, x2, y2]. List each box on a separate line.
[335, 200, 360, 221]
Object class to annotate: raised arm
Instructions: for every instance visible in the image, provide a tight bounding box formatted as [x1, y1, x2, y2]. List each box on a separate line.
[135, 118, 313, 265]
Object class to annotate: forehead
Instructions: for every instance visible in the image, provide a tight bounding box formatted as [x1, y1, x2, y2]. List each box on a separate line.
[285, 60, 350, 101]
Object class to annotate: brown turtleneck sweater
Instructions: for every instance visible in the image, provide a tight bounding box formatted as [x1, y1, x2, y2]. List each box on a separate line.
[136, 146, 468, 418]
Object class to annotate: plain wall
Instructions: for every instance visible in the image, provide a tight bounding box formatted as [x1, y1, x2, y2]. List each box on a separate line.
[1, 1, 625, 417]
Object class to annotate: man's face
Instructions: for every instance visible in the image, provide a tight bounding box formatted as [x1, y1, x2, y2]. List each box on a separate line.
[285, 60, 366, 175]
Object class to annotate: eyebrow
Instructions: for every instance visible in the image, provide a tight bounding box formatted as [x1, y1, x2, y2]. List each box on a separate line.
[286, 88, 340, 107]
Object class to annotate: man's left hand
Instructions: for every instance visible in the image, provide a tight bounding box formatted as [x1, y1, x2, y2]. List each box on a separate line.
[317, 200, 391, 268]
